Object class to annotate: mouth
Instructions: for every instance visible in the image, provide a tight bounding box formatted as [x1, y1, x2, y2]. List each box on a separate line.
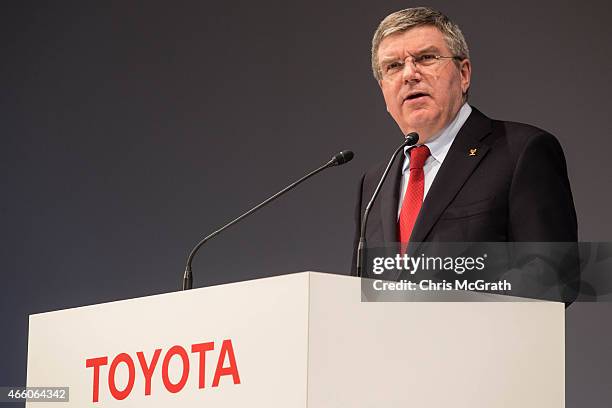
[403, 92, 430, 103]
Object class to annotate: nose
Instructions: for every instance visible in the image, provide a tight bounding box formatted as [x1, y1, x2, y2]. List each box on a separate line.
[402, 57, 421, 83]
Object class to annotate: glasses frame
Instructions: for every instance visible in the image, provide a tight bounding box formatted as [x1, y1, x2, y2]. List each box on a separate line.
[380, 53, 464, 80]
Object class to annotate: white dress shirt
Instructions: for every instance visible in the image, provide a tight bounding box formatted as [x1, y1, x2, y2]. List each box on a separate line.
[398, 103, 472, 218]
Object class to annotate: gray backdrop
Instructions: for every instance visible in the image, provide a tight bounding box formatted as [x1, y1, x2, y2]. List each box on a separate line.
[1, 0, 611, 406]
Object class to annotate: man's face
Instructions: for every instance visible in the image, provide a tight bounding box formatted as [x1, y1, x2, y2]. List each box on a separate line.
[377, 25, 471, 141]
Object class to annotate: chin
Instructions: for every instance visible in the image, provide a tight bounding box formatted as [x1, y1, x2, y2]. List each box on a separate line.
[404, 114, 437, 131]
[406, 106, 436, 120]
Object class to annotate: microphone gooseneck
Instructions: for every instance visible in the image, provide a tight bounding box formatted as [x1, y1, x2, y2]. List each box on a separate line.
[356, 132, 419, 277]
[183, 150, 354, 290]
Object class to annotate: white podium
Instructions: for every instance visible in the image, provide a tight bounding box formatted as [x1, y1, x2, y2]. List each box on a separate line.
[27, 272, 564, 407]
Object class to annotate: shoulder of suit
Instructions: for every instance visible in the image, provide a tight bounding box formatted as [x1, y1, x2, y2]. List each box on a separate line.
[491, 119, 562, 149]
[362, 159, 389, 186]
[475, 110, 564, 160]
[471, 107, 557, 143]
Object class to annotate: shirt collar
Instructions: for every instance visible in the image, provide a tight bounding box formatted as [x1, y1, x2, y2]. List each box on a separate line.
[402, 103, 472, 173]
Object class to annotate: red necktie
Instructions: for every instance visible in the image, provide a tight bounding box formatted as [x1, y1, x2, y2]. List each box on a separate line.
[398, 145, 430, 244]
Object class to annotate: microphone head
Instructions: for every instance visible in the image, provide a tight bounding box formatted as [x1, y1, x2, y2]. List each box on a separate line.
[331, 150, 354, 166]
[404, 132, 419, 146]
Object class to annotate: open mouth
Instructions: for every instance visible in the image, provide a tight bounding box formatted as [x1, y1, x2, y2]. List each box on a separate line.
[404, 92, 429, 102]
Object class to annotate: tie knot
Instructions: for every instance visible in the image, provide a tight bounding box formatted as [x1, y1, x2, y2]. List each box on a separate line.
[409, 145, 430, 170]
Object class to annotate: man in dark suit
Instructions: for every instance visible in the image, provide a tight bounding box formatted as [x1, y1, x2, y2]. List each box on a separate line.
[352, 7, 578, 300]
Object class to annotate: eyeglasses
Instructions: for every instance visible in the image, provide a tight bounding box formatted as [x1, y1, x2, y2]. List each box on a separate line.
[380, 53, 463, 80]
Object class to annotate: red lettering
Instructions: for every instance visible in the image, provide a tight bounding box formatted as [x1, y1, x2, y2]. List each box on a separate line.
[86, 356, 108, 403]
[162, 345, 190, 393]
[212, 339, 241, 387]
[86, 339, 240, 401]
[191, 342, 214, 389]
[108, 353, 136, 400]
[137, 349, 162, 396]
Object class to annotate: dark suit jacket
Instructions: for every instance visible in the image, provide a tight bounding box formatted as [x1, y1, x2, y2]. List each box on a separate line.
[352, 107, 578, 285]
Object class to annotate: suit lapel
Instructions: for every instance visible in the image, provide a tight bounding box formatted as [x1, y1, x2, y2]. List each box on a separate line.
[409, 108, 493, 243]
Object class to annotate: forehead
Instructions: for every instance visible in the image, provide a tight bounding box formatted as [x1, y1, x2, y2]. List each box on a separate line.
[377, 25, 449, 59]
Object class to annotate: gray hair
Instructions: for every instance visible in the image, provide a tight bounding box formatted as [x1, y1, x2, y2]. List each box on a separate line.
[371, 7, 470, 81]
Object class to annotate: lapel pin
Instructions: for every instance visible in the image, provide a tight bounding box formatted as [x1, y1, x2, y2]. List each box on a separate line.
[469, 148, 478, 156]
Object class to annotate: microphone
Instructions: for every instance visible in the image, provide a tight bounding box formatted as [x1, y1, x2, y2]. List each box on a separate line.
[355, 132, 419, 277]
[182, 150, 354, 290]
[330, 150, 354, 166]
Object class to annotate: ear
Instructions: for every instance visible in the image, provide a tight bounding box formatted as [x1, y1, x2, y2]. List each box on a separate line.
[459, 59, 472, 95]
[378, 80, 390, 112]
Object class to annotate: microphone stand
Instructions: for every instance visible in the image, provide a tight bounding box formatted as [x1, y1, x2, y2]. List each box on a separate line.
[183, 151, 354, 290]
[356, 133, 419, 277]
